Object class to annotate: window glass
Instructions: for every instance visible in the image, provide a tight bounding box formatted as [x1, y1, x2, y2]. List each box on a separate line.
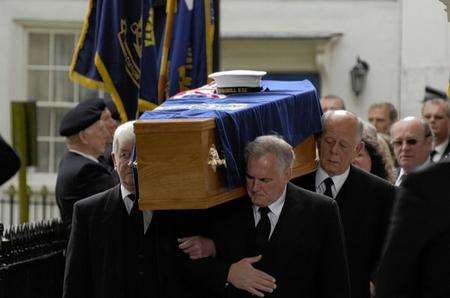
[37, 141, 49, 172]
[28, 33, 49, 65]
[54, 107, 71, 136]
[80, 85, 99, 101]
[54, 34, 75, 66]
[54, 70, 74, 102]
[28, 30, 102, 173]
[37, 107, 51, 136]
[28, 70, 49, 101]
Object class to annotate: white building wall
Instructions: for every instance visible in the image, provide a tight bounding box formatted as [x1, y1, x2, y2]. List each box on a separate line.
[0, 1, 86, 190]
[221, 0, 401, 117]
[221, 0, 450, 119]
[399, 0, 449, 117]
[0, 0, 86, 139]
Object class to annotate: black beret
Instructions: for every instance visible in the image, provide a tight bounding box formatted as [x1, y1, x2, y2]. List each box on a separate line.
[424, 86, 448, 102]
[59, 98, 106, 136]
[103, 98, 121, 121]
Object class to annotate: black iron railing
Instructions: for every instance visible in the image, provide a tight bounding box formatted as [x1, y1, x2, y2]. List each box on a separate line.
[0, 220, 65, 298]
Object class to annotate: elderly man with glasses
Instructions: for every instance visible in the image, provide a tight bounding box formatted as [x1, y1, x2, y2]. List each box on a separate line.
[390, 117, 434, 186]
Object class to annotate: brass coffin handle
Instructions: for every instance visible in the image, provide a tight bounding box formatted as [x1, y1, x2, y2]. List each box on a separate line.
[208, 144, 227, 172]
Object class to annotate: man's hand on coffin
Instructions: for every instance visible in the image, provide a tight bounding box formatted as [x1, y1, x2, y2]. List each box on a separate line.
[177, 235, 216, 259]
[227, 255, 276, 297]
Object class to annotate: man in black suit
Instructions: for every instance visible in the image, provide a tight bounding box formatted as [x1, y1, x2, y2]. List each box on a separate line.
[188, 135, 350, 298]
[63, 121, 198, 298]
[421, 98, 450, 161]
[0, 134, 21, 185]
[376, 160, 450, 298]
[291, 110, 395, 298]
[56, 98, 117, 230]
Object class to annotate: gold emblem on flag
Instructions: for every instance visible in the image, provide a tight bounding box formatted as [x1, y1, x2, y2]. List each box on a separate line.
[117, 18, 142, 87]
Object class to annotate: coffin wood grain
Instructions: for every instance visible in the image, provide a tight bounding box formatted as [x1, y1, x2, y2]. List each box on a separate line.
[134, 118, 317, 210]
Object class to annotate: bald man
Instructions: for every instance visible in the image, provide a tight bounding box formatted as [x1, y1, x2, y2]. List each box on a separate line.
[390, 117, 433, 186]
[291, 110, 395, 298]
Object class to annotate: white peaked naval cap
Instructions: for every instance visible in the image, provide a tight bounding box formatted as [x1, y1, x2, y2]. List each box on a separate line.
[209, 70, 267, 88]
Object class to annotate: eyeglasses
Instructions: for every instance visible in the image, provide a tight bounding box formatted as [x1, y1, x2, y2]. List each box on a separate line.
[391, 133, 431, 147]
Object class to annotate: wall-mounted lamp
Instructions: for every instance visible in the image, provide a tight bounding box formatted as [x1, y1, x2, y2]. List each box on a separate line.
[350, 56, 369, 96]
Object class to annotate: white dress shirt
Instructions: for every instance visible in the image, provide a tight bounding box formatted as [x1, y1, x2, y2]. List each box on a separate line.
[252, 187, 286, 239]
[121, 185, 153, 234]
[315, 165, 350, 199]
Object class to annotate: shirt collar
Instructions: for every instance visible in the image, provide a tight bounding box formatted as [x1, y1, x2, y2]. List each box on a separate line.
[120, 184, 134, 214]
[315, 165, 350, 195]
[252, 186, 286, 217]
[434, 138, 449, 155]
[69, 149, 99, 163]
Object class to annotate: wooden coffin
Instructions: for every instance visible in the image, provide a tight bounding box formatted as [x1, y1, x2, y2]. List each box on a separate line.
[134, 118, 317, 210]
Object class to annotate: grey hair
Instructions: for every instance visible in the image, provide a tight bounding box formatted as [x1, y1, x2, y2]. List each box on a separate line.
[112, 121, 136, 154]
[321, 94, 346, 110]
[421, 98, 450, 118]
[244, 135, 295, 173]
[321, 110, 364, 142]
[360, 120, 377, 140]
[369, 102, 399, 122]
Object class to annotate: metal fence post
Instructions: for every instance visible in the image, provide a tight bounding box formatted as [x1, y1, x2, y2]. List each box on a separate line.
[40, 186, 48, 220]
[6, 185, 16, 227]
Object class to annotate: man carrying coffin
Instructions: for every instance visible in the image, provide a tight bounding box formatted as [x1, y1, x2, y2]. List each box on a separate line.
[63, 121, 210, 298]
[187, 135, 350, 298]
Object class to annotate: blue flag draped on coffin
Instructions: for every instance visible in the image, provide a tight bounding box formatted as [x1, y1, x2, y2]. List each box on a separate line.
[164, 0, 214, 98]
[70, 0, 160, 120]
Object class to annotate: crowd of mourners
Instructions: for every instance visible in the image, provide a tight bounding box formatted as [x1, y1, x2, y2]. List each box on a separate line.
[53, 90, 450, 298]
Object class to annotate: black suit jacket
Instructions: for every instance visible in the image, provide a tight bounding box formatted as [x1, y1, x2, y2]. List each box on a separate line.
[63, 185, 193, 298]
[291, 166, 395, 298]
[0, 135, 21, 185]
[441, 140, 450, 161]
[376, 161, 450, 298]
[55, 151, 117, 229]
[188, 183, 350, 298]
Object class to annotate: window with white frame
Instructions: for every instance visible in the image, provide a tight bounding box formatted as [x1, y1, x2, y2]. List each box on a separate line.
[26, 29, 101, 173]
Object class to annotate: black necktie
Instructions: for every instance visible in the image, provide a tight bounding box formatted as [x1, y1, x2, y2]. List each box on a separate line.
[128, 194, 143, 234]
[255, 207, 271, 253]
[323, 177, 334, 198]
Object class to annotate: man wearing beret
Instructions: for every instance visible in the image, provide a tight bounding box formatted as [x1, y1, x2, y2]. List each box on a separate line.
[56, 98, 117, 232]
[98, 98, 121, 176]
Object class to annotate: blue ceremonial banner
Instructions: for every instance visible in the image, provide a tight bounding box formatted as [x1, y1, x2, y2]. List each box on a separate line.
[166, 0, 214, 97]
[140, 80, 323, 189]
[70, 0, 215, 119]
[138, 0, 165, 113]
[70, 0, 147, 120]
